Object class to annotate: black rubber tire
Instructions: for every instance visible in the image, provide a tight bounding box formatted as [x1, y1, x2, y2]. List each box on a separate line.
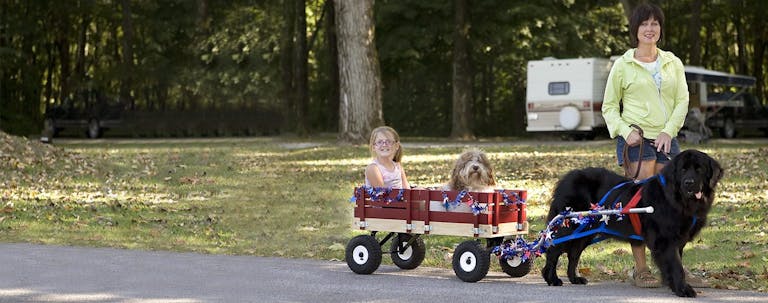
[43, 118, 58, 137]
[720, 118, 737, 139]
[499, 254, 533, 277]
[87, 119, 102, 139]
[452, 240, 490, 282]
[345, 235, 382, 274]
[390, 233, 426, 270]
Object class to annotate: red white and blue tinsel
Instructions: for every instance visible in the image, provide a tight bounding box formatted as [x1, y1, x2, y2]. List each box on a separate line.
[492, 204, 629, 263]
[498, 190, 526, 206]
[349, 185, 404, 204]
[441, 190, 486, 215]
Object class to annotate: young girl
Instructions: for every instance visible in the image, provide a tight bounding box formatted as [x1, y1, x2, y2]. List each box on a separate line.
[365, 126, 410, 189]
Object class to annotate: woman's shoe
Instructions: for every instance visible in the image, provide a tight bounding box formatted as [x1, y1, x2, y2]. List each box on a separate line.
[630, 268, 661, 288]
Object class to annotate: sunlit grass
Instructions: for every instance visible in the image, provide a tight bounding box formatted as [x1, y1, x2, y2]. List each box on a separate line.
[1, 136, 766, 291]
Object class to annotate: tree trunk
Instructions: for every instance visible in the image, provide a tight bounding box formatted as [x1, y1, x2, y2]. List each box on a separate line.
[755, 40, 766, 103]
[120, 0, 134, 109]
[45, 43, 55, 112]
[0, 0, 7, 127]
[293, 0, 309, 136]
[733, 6, 748, 75]
[280, 0, 295, 132]
[752, 9, 767, 103]
[76, 2, 90, 88]
[325, 0, 340, 131]
[451, 0, 474, 140]
[197, 0, 209, 33]
[335, 0, 382, 144]
[687, 0, 702, 66]
[56, 31, 71, 105]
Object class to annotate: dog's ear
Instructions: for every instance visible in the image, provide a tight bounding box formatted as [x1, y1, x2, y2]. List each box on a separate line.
[448, 163, 461, 190]
[481, 153, 497, 186]
[661, 152, 681, 185]
[488, 168, 497, 186]
[708, 156, 724, 189]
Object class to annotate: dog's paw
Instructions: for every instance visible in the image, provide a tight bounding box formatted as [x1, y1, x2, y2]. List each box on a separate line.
[547, 278, 563, 286]
[569, 276, 588, 285]
[673, 283, 697, 297]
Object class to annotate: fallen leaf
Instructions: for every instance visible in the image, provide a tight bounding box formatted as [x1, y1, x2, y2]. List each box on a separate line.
[612, 248, 629, 256]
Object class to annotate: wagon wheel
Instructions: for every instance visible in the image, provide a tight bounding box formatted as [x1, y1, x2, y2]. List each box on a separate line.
[452, 240, 490, 282]
[345, 235, 382, 274]
[390, 233, 426, 270]
[499, 254, 533, 277]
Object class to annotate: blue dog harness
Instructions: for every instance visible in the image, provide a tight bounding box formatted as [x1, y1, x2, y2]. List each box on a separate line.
[551, 174, 667, 246]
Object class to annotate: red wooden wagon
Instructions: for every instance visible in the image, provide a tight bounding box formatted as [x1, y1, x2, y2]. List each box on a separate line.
[345, 186, 531, 282]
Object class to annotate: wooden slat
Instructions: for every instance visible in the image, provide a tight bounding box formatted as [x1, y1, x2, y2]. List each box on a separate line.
[353, 218, 529, 238]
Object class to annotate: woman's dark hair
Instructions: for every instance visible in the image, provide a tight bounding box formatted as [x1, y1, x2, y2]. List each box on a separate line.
[629, 3, 664, 47]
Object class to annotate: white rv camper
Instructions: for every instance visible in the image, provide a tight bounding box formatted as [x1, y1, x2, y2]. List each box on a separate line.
[525, 58, 612, 139]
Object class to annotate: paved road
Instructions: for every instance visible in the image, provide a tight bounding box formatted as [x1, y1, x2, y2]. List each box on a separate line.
[2, 243, 766, 303]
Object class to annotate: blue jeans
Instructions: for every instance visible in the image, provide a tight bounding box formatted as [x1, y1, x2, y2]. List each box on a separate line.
[616, 136, 680, 166]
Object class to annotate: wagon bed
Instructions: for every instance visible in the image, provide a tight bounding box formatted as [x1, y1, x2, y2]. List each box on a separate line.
[352, 187, 529, 237]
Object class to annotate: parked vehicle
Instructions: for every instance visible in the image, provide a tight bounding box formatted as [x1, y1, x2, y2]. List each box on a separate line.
[43, 90, 125, 139]
[525, 58, 612, 140]
[525, 57, 768, 139]
[42, 90, 282, 138]
[685, 66, 768, 138]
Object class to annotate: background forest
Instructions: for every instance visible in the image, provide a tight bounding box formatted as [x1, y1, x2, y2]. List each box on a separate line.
[1, 0, 767, 139]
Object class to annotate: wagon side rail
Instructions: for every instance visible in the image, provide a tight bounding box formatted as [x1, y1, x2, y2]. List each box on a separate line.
[351, 186, 529, 238]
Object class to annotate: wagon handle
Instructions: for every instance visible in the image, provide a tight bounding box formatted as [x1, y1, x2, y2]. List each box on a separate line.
[626, 206, 654, 214]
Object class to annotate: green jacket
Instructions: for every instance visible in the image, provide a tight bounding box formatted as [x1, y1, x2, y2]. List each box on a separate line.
[602, 48, 689, 140]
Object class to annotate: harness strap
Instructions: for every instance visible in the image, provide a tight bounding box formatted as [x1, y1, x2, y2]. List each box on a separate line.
[621, 188, 644, 235]
[556, 174, 664, 246]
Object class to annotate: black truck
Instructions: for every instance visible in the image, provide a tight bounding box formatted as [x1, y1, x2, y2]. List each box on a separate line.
[684, 66, 768, 139]
[43, 90, 125, 139]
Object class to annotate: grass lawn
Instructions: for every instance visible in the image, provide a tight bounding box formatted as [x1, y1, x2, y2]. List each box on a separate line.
[1, 133, 766, 292]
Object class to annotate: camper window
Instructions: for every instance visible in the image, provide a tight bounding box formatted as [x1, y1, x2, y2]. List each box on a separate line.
[548, 82, 570, 95]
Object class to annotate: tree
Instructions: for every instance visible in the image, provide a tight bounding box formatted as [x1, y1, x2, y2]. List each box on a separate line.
[335, 0, 383, 144]
[324, 0, 340, 132]
[280, 0, 296, 132]
[120, 0, 135, 109]
[293, 0, 309, 136]
[686, 0, 703, 66]
[450, 0, 474, 140]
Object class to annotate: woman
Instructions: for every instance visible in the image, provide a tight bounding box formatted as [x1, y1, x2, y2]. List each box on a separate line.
[602, 3, 708, 289]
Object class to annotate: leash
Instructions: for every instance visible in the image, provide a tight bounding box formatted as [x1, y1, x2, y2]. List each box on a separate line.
[623, 124, 644, 179]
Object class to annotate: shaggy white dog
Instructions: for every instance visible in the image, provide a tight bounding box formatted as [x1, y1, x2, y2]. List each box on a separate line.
[447, 149, 497, 192]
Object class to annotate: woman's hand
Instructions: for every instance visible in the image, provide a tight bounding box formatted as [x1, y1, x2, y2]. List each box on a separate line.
[626, 130, 643, 147]
[654, 132, 672, 153]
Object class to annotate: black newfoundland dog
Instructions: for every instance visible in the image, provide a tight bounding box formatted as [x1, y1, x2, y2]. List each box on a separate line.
[541, 149, 723, 297]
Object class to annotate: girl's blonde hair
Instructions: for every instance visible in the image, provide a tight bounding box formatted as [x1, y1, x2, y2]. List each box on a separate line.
[369, 126, 403, 162]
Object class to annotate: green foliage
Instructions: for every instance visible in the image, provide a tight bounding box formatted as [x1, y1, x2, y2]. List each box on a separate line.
[190, 2, 282, 110]
[1, 1, 766, 137]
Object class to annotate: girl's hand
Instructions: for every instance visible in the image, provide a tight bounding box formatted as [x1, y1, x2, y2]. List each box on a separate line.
[654, 132, 672, 153]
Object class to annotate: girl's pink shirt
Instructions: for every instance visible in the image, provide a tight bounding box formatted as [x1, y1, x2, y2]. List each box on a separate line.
[365, 159, 404, 188]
